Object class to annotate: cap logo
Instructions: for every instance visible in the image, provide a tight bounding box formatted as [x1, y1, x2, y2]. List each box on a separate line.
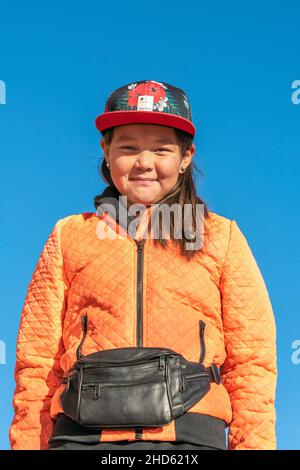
[137, 95, 154, 111]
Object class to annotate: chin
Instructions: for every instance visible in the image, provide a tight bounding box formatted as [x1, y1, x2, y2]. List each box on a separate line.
[134, 199, 154, 207]
[129, 193, 157, 206]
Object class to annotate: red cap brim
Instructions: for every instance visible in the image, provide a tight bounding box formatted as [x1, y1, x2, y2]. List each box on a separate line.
[95, 110, 196, 136]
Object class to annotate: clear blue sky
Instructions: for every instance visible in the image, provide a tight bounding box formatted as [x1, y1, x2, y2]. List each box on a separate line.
[0, 0, 299, 450]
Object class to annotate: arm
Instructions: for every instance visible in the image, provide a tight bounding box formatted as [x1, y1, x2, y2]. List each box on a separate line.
[9, 218, 70, 450]
[219, 220, 277, 450]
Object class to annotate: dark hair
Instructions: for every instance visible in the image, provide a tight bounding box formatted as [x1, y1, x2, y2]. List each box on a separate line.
[97, 126, 211, 260]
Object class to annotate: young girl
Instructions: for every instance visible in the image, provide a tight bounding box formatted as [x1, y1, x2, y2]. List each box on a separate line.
[9, 80, 277, 450]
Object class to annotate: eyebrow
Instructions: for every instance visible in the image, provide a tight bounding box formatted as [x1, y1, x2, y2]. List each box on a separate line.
[114, 135, 176, 145]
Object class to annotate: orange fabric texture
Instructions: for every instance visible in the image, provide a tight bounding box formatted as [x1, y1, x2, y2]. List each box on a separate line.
[9, 208, 277, 450]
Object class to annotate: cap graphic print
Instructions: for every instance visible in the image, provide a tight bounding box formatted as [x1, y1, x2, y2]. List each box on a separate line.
[95, 79, 196, 137]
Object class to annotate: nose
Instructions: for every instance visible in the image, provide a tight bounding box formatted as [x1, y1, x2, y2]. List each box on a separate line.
[134, 150, 155, 170]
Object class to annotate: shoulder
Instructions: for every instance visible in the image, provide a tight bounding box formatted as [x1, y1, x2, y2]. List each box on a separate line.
[49, 212, 101, 257]
[201, 210, 244, 265]
[55, 211, 96, 227]
[204, 210, 255, 267]
[53, 212, 98, 238]
[205, 209, 233, 239]
[205, 210, 249, 243]
[205, 209, 250, 245]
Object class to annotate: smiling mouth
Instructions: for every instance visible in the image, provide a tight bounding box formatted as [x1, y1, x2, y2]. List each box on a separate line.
[129, 178, 158, 183]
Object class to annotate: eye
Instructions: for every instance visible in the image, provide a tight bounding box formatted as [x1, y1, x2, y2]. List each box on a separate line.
[155, 148, 170, 152]
[120, 146, 135, 150]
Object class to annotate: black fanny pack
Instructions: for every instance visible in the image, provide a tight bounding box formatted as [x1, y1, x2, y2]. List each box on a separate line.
[59, 314, 221, 430]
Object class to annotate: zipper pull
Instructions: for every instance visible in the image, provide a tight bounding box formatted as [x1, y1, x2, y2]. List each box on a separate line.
[180, 376, 186, 392]
[76, 314, 88, 360]
[135, 427, 143, 439]
[93, 384, 101, 400]
[81, 314, 88, 332]
[199, 320, 205, 336]
[136, 240, 144, 251]
[158, 356, 165, 370]
[199, 320, 206, 364]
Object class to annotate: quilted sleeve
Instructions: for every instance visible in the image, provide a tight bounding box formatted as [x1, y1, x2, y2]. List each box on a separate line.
[9, 218, 70, 450]
[219, 220, 277, 450]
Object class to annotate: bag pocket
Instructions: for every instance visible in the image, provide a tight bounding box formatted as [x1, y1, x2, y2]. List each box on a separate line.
[78, 378, 171, 428]
[180, 371, 211, 410]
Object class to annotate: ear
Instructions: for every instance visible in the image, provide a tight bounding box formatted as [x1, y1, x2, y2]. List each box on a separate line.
[100, 138, 109, 159]
[181, 143, 196, 168]
[100, 138, 105, 151]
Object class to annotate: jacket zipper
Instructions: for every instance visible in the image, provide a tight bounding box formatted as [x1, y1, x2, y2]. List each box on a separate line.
[134, 238, 146, 439]
[136, 239, 146, 347]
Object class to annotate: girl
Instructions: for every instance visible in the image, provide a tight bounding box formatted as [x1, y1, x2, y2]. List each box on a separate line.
[9, 80, 277, 450]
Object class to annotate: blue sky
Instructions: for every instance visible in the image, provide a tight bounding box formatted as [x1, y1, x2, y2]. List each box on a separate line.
[0, 0, 299, 450]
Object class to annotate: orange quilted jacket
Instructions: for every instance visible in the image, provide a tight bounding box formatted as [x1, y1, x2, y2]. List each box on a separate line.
[9, 186, 277, 450]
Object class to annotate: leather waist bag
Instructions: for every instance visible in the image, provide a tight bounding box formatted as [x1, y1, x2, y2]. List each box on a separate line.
[60, 314, 221, 430]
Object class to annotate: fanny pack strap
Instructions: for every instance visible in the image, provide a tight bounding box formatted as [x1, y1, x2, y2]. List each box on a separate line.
[207, 364, 221, 384]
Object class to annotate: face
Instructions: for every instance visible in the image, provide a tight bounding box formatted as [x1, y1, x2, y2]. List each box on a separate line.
[100, 124, 195, 207]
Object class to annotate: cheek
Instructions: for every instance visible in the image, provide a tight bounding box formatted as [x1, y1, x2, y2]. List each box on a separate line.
[110, 155, 133, 176]
[158, 159, 180, 179]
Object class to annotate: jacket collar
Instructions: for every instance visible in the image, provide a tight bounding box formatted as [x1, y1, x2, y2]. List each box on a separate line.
[93, 185, 152, 238]
[93, 185, 122, 219]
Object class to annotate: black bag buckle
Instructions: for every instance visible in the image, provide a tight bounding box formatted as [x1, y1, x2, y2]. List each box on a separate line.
[210, 363, 221, 384]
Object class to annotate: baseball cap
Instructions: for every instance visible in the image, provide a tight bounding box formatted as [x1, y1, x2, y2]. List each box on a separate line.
[95, 79, 196, 137]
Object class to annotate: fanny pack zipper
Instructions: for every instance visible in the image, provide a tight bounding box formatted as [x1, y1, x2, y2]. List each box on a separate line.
[82, 377, 166, 400]
[180, 371, 209, 392]
[81, 356, 165, 369]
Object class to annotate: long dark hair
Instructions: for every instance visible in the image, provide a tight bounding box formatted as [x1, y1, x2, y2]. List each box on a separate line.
[97, 126, 211, 260]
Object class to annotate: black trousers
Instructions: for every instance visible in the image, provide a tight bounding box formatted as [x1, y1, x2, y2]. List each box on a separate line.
[48, 412, 227, 450]
[48, 439, 222, 450]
